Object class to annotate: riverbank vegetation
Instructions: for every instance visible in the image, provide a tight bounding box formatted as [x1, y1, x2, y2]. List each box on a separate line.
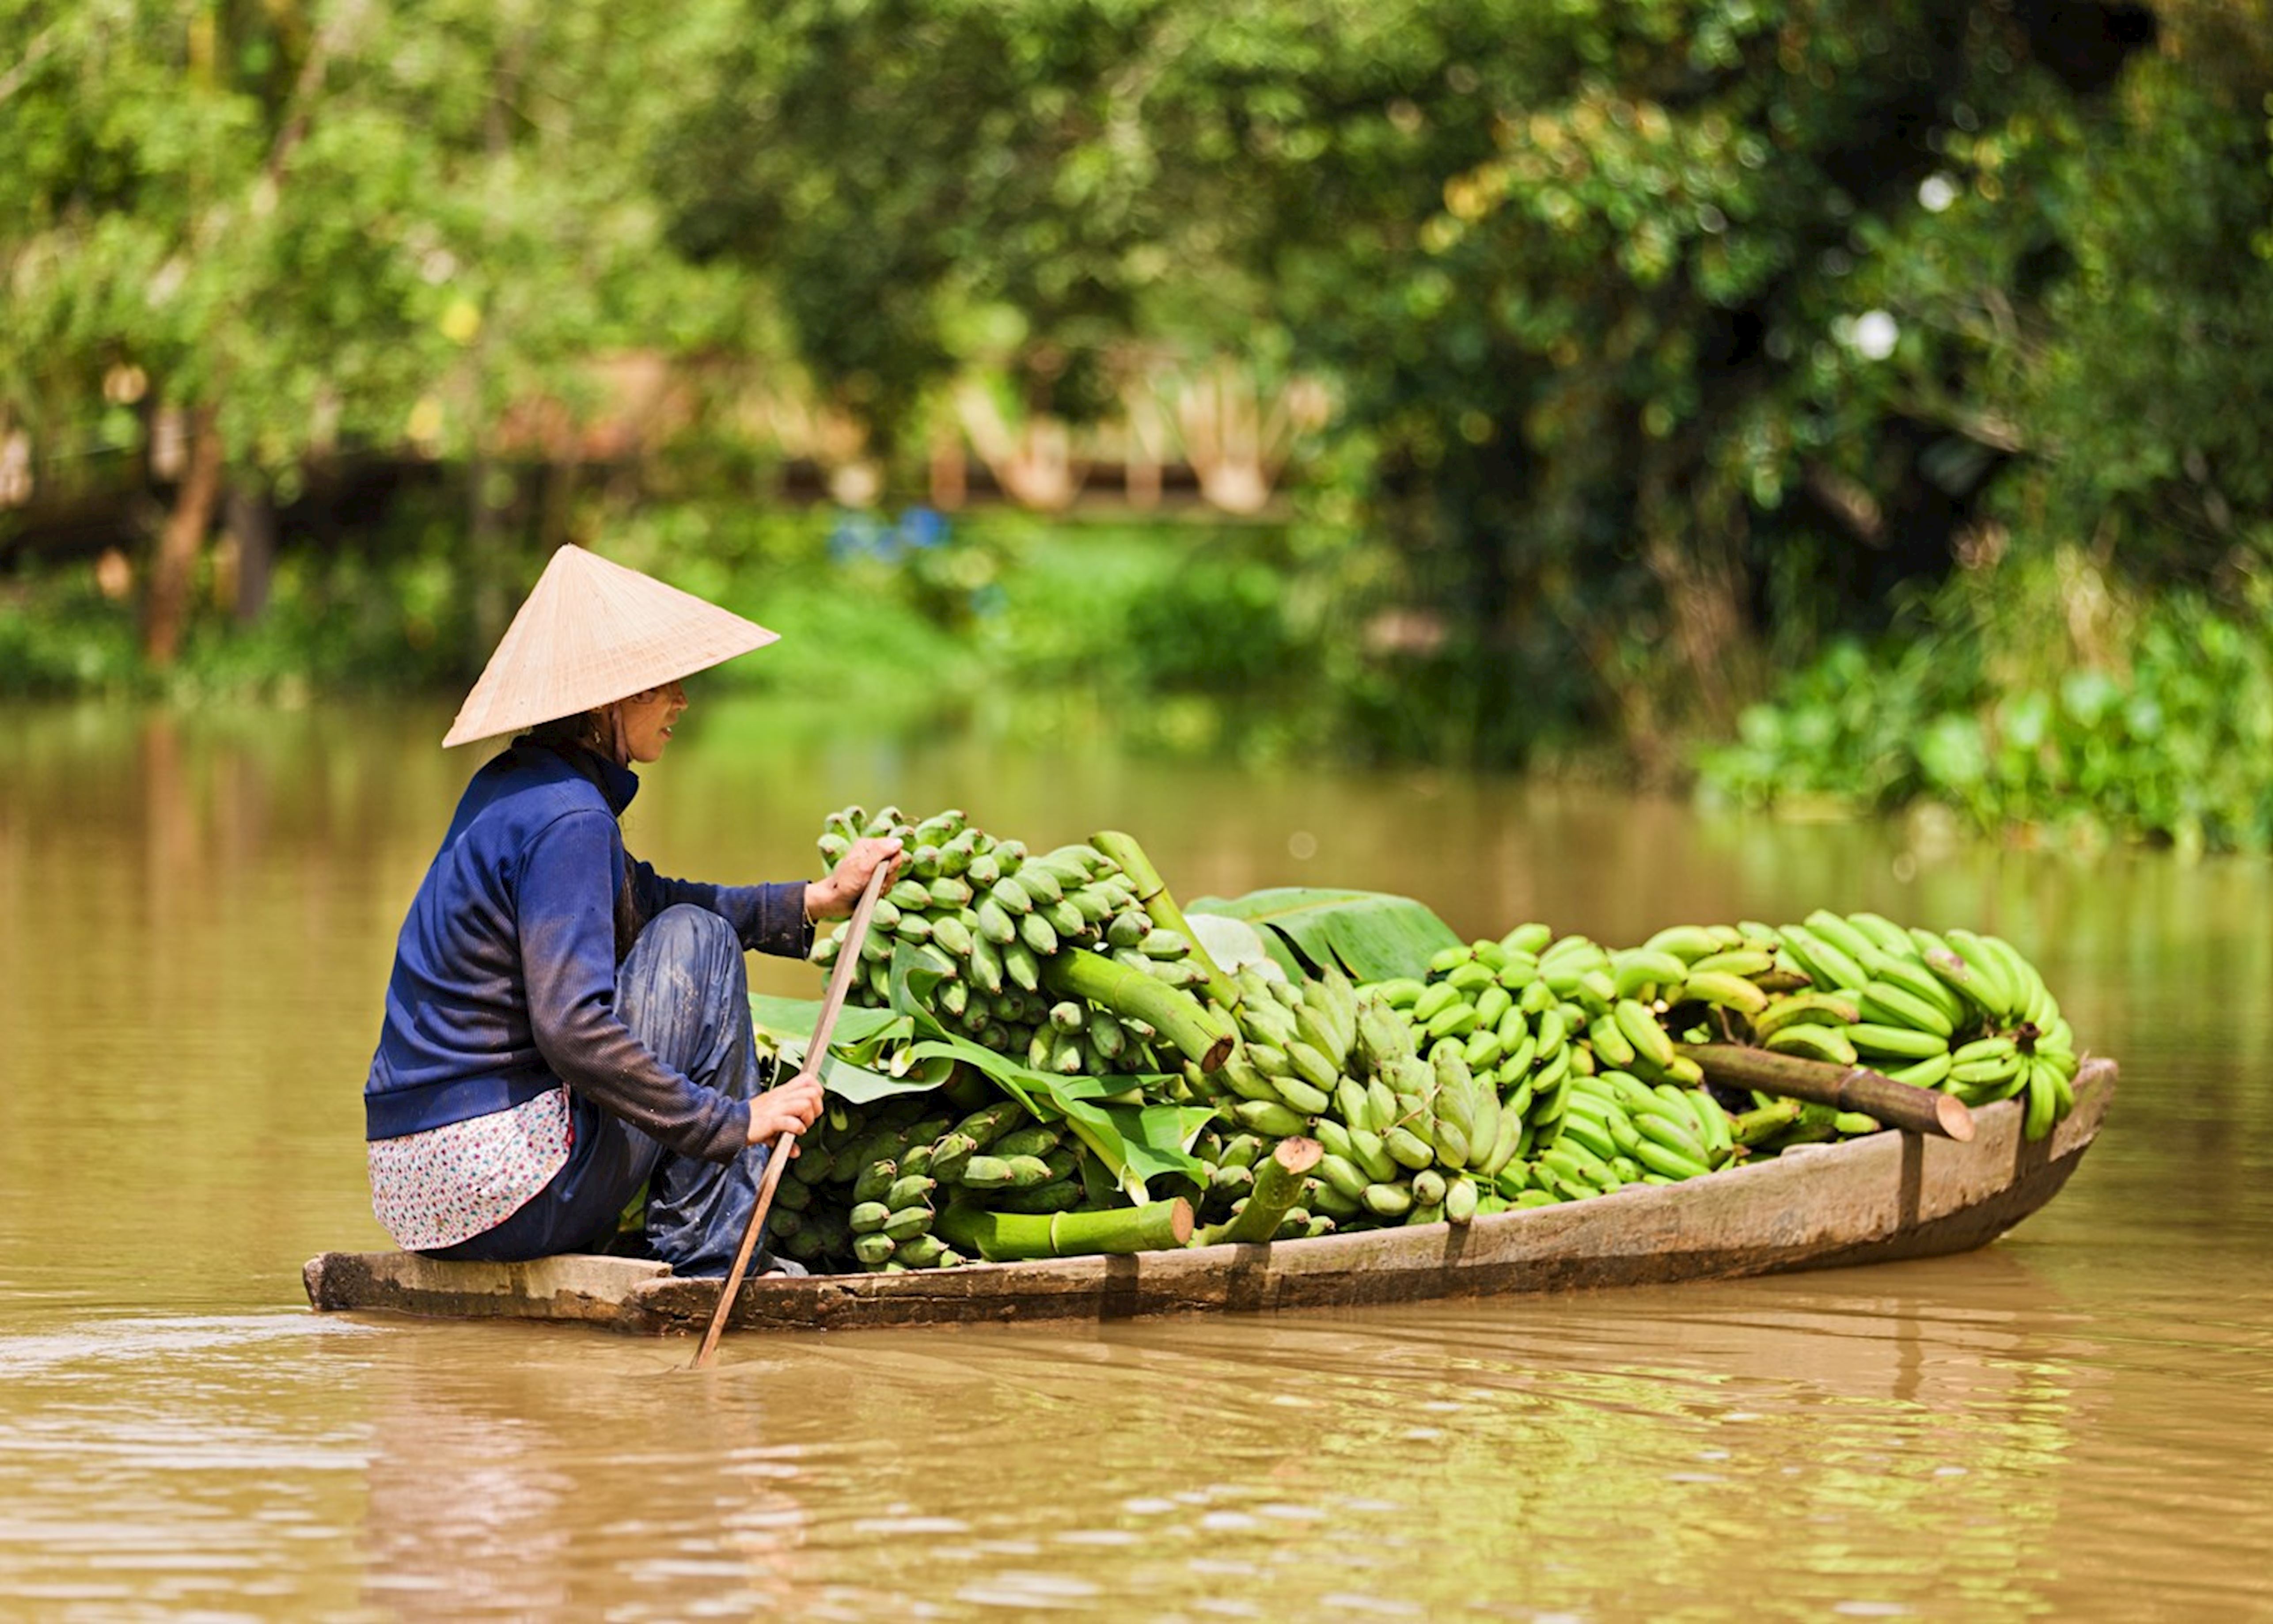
[4, 0, 2269, 848]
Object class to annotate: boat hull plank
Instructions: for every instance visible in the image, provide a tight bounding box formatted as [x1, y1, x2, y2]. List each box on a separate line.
[306, 1059, 2114, 1336]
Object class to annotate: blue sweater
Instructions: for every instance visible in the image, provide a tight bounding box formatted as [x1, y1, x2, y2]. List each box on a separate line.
[364, 745, 811, 1163]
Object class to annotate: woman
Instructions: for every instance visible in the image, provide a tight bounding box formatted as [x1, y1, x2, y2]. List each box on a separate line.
[362, 545, 899, 1275]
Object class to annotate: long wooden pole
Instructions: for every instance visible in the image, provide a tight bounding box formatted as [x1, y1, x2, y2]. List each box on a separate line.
[1681, 1043, 1976, 1141]
[689, 863, 890, 1370]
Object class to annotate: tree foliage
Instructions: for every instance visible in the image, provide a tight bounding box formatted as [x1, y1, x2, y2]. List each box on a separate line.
[5, 0, 2272, 827]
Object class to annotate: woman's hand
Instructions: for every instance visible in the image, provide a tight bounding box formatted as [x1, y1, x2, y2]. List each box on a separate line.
[804, 836, 904, 921]
[747, 1071, 826, 1148]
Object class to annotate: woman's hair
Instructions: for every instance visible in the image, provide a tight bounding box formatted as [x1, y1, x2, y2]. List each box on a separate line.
[520, 709, 611, 757]
[521, 702, 636, 766]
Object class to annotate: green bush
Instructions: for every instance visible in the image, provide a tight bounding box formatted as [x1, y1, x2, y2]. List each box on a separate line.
[1697, 549, 2273, 855]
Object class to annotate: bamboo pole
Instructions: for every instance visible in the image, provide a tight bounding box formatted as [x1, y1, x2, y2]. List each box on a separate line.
[1042, 949, 1233, 1073]
[934, 1197, 1194, 1263]
[1089, 830, 1241, 1016]
[1199, 1136, 1322, 1246]
[1681, 1044, 1975, 1141]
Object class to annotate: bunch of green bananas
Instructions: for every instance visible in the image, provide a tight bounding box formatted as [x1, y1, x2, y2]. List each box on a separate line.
[1495, 1067, 1739, 1204]
[772, 1093, 1123, 1271]
[1180, 910, 2086, 1230]
[1742, 911, 2082, 1142]
[1206, 961, 1360, 1139]
[775, 899, 2090, 1267]
[1180, 933, 1572, 1229]
[1184, 1127, 1340, 1240]
[811, 806, 1205, 1079]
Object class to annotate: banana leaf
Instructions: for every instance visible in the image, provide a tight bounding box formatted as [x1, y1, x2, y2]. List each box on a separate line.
[1184, 913, 1275, 975]
[886, 945, 1211, 1201]
[747, 994, 953, 1104]
[1185, 888, 1461, 984]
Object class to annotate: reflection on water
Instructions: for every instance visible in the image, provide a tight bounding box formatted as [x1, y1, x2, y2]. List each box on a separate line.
[2, 701, 2271, 1619]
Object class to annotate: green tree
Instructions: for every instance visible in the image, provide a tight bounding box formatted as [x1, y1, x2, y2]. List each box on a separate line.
[0, 0, 749, 663]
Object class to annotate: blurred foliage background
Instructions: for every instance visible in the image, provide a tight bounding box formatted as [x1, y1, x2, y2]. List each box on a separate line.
[4, 0, 2270, 849]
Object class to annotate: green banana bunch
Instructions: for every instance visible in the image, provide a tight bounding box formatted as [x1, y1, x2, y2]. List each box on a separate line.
[812, 808, 1247, 1092]
[783, 901, 2093, 1264]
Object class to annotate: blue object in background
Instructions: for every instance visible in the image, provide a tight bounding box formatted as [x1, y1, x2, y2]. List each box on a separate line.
[827, 505, 951, 565]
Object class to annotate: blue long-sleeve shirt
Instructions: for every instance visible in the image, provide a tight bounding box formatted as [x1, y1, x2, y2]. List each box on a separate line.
[364, 744, 811, 1163]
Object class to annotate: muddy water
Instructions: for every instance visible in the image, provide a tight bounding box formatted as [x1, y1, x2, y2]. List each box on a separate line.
[1, 699, 2268, 1620]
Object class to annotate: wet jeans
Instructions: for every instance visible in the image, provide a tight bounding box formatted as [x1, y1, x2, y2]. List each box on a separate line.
[425, 905, 782, 1276]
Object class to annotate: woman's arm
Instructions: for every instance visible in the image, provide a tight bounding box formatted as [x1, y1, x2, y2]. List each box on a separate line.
[626, 861, 812, 958]
[627, 836, 904, 956]
[519, 810, 753, 1161]
[801, 837, 903, 919]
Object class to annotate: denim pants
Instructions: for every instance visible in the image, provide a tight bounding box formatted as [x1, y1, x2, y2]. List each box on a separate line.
[426, 904, 782, 1276]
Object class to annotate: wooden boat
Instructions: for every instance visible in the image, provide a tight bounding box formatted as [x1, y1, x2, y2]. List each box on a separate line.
[304, 1057, 2115, 1336]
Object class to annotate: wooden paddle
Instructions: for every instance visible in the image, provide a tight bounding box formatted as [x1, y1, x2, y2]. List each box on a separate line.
[689, 860, 891, 1370]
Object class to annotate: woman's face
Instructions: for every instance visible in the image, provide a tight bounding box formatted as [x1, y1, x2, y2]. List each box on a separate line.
[614, 681, 688, 763]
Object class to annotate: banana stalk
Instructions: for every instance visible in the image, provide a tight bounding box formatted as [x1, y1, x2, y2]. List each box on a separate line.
[1089, 830, 1241, 1014]
[1681, 1043, 1975, 1141]
[1043, 948, 1234, 1072]
[935, 1197, 1195, 1262]
[1199, 1137, 1324, 1247]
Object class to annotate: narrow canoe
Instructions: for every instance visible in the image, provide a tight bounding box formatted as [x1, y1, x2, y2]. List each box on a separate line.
[303, 1057, 2115, 1336]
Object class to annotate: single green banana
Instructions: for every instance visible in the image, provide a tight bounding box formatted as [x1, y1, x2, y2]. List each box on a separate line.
[1588, 1012, 1638, 1069]
[1641, 924, 1722, 963]
[1846, 1022, 1951, 1061]
[1804, 910, 1880, 967]
[1318, 1153, 1371, 1203]
[1633, 1138, 1712, 1181]
[1685, 949, 1779, 979]
[1554, 1112, 1619, 1165]
[1233, 1100, 1309, 1138]
[1361, 1180, 1415, 1219]
[1446, 959, 1497, 994]
[1950, 1051, 2023, 1086]
[1868, 956, 1969, 1030]
[1780, 924, 1869, 997]
[1632, 1102, 1709, 1166]
[1502, 922, 1555, 956]
[1886, 1051, 1954, 1089]
[1612, 948, 1689, 999]
[1858, 979, 1956, 1040]
[1383, 1125, 1435, 1171]
[1285, 1040, 1341, 1096]
[1347, 1127, 1400, 1184]
[1751, 992, 1864, 1041]
[1764, 1023, 1860, 1065]
[1677, 970, 1771, 1017]
[1614, 998, 1677, 1070]
[2022, 1057, 2058, 1142]
[1412, 982, 1463, 1023]
[1941, 929, 2019, 1019]
[1843, 911, 1914, 956]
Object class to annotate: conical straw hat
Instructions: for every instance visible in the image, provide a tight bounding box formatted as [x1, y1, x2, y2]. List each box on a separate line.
[443, 546, 778, 747]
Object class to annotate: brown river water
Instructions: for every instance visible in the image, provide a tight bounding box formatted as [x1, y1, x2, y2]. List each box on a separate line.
[2, 699, 2268, 1621]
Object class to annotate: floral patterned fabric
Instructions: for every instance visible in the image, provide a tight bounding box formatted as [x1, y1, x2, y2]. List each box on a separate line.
[368, 1085, 574, 1251]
